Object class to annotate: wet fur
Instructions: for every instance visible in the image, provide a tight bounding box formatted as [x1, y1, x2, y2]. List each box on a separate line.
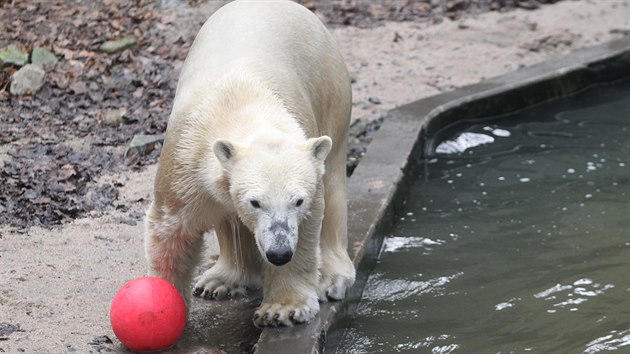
[144, 0, 355, 327]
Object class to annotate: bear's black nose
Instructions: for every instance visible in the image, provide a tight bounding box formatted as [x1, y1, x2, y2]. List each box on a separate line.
[266, 247, 293, 266]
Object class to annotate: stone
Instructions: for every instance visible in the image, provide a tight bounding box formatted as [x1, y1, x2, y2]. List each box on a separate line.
[124, 134, 165, 159]
[10, 64, 46, 95]
[0, 44, 28, 66]
[349, 118, 368, 138]
[99, 37, 138, 54]
[368, 96, 381, 105]
[516, 0, 540, 10]
[31, 47, 59, 70]
[458, 21, 470, 30]
[157, 0, 188, 9]
[102, 108, 127, 127]
[349, 73, 357, 84]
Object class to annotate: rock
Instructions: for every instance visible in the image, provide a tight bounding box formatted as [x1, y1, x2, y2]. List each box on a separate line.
[102, 108, 127, 127]
[69, 80, 88, 94]
[0, 322, 24, 338]
[88, 335, 113, 346]
[157, 0, 188, 9]
[31, 47, 58, 70]
[10, 64, 46, 95]
[368, 96, 382, 105]
[524, 32, 578, 53]
[445, 0, 467, 11]
[516, 0, 540, 10]
[124, 133, 165, 160]
[610, 28, 630, 36]
[0, 44, 28, 66]
[99, 37, 138, 54]
[349, 118, 369, 138]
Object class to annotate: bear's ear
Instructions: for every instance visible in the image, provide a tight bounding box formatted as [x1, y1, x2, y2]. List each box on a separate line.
[213, 139, 238, 167]
[306, 136, 332, 162]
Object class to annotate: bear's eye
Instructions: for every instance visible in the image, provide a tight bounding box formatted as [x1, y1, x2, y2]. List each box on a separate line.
[295, 199, 304, 207]
[250, 200, 261, 208]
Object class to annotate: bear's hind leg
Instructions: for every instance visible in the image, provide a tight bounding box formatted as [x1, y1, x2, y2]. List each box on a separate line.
[193, 218, 262, 300]
[145, 202, 204, 305]
[319, 156, 356, 301]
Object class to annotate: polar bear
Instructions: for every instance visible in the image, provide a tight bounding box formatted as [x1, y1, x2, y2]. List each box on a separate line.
[144, 0, 355, 327]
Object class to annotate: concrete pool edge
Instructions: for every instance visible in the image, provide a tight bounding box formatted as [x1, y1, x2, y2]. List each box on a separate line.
[253, 37, 630, 353]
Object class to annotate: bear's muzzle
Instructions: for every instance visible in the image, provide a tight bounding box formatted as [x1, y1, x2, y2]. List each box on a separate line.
[265, 246, 293, 266]
[264, 220, 294, 266]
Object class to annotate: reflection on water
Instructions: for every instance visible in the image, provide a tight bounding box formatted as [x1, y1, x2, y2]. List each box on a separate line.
[336, 80, 630, 353]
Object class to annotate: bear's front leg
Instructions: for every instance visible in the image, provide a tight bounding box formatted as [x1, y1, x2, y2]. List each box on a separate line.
[253, 211, 322, 327]
[193, 218, 263, 300]
[254, 259, 320, 327]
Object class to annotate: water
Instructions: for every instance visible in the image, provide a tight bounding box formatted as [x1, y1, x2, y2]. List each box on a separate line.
[336, 80, 630, 353]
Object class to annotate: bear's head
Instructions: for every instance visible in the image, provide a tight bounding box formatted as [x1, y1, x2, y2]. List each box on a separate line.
[213, 136, 332, 266]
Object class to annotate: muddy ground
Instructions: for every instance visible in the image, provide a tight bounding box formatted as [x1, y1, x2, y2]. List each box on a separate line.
[0, 0, 628, 352]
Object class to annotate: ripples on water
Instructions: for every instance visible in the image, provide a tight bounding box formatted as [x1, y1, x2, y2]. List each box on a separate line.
[336, 80, 630, 353]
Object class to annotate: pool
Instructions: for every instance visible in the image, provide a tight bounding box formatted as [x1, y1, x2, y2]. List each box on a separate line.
[250, 39, 630, 354]
[334, 79, 630, 353]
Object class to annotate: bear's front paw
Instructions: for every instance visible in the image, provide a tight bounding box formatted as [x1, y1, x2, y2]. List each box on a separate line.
[192, 267, 248, 300]
[193, 278, 246, 300]
[253, 300, 318, 327]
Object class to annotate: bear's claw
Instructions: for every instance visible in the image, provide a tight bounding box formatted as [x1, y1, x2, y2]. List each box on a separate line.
[193, 277, 246, 300]
[253, 302, 316, 327]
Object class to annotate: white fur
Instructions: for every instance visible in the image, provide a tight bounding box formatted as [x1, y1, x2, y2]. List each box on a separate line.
[144, 0, 356, 327]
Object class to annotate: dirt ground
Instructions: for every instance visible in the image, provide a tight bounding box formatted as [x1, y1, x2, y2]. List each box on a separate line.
[0, 0, 628, 352]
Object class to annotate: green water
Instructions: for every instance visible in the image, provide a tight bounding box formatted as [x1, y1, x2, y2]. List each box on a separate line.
[337, 80, 630, 353]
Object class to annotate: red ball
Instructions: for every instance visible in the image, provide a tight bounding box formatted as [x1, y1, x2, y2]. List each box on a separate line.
[110, 277, 187, 352]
